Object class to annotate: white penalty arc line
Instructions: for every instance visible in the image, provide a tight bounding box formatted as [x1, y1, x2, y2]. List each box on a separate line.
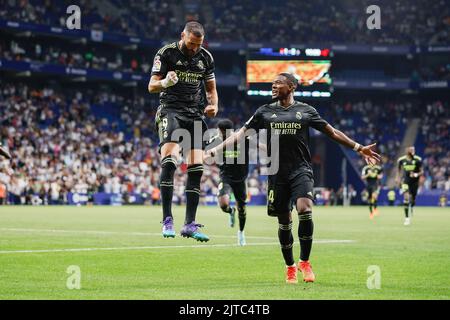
[0, 240, 355, 254]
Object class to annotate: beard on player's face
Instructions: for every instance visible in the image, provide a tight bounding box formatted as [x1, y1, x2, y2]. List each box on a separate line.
[180, 41, 196, 57]
[180, 32, 203, 58]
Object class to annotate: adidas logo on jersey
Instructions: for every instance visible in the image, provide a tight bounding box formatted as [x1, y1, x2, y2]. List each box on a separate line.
[176, 60, 183, 66]
[271, 114, 277, 118]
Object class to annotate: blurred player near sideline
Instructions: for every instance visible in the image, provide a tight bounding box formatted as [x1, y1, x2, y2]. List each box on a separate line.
[207, 119, 250, 246]
[396, 146, 423, 226]
[148, 21, 218, 242]
[0, 144, 11, 160]
[0, 144, 13, 176]
[361, 164, 383, 219]
[0, 144, 13, 204]
[206, 73, 380, 284]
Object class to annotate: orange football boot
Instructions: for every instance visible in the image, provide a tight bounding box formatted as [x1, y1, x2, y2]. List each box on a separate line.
[298, 261, 315, 282]
[285, 265, 298, 284]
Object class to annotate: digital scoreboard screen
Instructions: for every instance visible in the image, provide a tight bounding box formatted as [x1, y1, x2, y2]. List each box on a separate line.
[246, 47, 332, 98]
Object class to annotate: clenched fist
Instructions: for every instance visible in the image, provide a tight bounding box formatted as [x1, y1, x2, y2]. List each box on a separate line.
[161, 71, 179, 88]
[204, 104, 218, 118]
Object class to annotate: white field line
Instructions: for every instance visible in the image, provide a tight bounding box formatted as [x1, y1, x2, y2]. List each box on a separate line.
[1, 227, 276, 239]
[0, 227, 351, 242]
[0, 240, 355, 254]
[0, 227, 355, 254]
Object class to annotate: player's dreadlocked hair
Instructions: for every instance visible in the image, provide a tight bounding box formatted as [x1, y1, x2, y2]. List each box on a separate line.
[184, 21, 205, 37]
[279, 72, 299, 90]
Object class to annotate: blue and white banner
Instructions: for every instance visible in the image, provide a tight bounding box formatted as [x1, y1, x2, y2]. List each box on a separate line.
[0, 58, 146, 83]
[0, 19, 160, 48]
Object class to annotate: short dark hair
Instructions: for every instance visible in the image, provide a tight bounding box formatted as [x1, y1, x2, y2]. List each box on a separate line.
[279, 72, 298, 89]
[217, 119, 234, 130]
[184, 21, 205, 37]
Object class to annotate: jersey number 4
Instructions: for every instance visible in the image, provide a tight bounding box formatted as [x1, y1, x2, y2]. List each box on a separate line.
[268, 190, 275, 203]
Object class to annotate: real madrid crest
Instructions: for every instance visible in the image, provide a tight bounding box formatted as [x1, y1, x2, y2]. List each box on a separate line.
[197, 60, 205, 70]
[296, 112, 302, 120]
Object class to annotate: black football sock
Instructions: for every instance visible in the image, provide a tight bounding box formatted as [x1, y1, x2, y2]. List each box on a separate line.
[374, 200, 378, 209]
[298, 211, 314, 262]
[238, 206, 247, 232]
[278, 216, 294, 266]
[369, 202, 373, 213]
[160, 156, 177, 220]
[404, 201, 409, 218]
[185, 164, 203, 224]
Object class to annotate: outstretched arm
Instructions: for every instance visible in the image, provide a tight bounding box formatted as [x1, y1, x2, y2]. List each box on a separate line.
[206, 127, 248, 158]
[321, 124, 381, 165]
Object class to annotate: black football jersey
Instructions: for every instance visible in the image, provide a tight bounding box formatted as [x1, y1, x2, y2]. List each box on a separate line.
[397, 155, 422, 183]
[208, 135, 250, 183]
[244, 100, 328, 180]
[151, 42, 215, 117]
[362, 165, 383, 186]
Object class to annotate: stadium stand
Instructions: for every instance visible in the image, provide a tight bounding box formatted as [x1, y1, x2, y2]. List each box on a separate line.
[0, 0, 448, 206]
[0, 81, 448, 205]
[1, 0, 449, 44]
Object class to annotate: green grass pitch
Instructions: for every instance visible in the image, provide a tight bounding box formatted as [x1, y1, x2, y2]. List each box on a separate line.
[0, 205, 449, 300]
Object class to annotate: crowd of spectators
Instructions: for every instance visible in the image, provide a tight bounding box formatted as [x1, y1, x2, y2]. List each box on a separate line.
[204, 0, 450, 45]
[420, 100, 449, 191]
[0, 83, 448, 206]
[0, 36, 241, 80]
[0, 83, 158, 205]
[322, 99, 410, 184]
[413, 62, 450, 82]
[323, 99, 449, 192]
[1, 37, 153, 74]
[0, 0, 449, 45]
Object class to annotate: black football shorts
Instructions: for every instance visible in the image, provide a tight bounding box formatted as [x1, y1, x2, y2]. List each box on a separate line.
[267, 170, 314, 217]
[156, 108, 208, 152]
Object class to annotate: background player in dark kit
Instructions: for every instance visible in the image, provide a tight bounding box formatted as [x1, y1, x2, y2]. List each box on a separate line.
[206, 73, 380, 283]
[361, 164, 383, 219]
[208, 119, 250, 246]
[396, 146, 423, 226]
[148, 21, 218, 241]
